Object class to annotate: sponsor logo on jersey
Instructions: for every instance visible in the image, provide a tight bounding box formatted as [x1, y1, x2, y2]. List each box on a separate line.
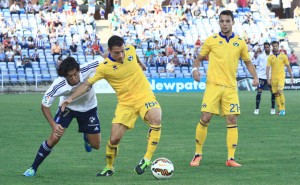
[219, 41, 223, 45]
[233, 42, 239, 47]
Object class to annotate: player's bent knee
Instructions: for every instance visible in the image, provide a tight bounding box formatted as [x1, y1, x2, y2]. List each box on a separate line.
[91, 143, 100, 150]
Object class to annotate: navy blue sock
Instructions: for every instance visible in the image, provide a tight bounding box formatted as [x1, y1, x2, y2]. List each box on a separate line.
[256, 92, 262, 109]
[271, 93, 275, 109]
[31, 140, 53, 171]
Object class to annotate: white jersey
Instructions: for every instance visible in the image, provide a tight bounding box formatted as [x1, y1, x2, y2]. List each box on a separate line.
[42, 57, 104, 112]
[254, 52, 269, 79]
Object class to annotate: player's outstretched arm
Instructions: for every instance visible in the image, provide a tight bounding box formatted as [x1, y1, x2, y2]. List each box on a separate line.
[41, 104, 57, 129]
[192, 54, 205, 82]
[61, 81, 92, 111]
[244, 60, 259, 87]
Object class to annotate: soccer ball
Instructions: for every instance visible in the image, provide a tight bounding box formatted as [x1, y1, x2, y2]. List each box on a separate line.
[151, 157, 174, 180]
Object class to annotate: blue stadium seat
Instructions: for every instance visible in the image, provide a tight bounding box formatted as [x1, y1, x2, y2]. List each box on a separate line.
[175, 73, 184, 78]
[167, 73, 175, 78]
[159, 73, 167, 78]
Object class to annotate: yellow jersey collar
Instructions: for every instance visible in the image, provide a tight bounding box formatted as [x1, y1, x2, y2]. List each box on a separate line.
[219, 32, 235, 43]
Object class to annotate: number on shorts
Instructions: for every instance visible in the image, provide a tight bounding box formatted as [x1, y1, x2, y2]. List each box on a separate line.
[230, 104, 239, 113]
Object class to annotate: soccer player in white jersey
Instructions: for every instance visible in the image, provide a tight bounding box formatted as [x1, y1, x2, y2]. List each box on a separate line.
[23, 56, 104, 177]
[253, 42, 276, 115]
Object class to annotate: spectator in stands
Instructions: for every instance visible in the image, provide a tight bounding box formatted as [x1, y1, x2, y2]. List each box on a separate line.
[170, 52, 181, 67]
[56, 24, 65, 38]
[25, 1, 34, 14]
[153, 46, 160, 57]
[1, 0, 9, 10]
[33, 2, 41, 14]
[3, 36, 12, 51]
[282, 0, 292, 19]
[166, 60, 175, 73]
[266, 0, 272, 11]
[156, 52, 166, 68]
[237, 0, 248, 8]
[13, 42, 22, 56]
[159, 35, 166, 49]
[195, 36, 201, 50]
[294, 6, 300, 18]
[165, 44, 175, 56]
[51, 42, 61, 59]
[181, 53, 190, 67]
[5, 48, 14, 62]
[188, 53, 194, 65]
[70, 0, 77, 12]
[15, 57, 23, 68]
[27, 36, 35, 49]
[49, 29, 57, 46]
[20, 36, 29, 49]
[133, 34, 142, 49]
[35, 35, 45, 49]
[22, 54, 32, 68]
[175, 40, 185, 54]
[91, 42, 103, 56]
[288, 51, 298, 66]
[30, 48, 40, 63]
[147, 54, 156, 67]
[111, 12, 120, 31]
[69, 42, 78, 55]
[169, 0, 181, 8]
[10, 2, 20, 16]
[85, 13, 96, 29]
[279, 45, 287, 54]
[144, 47, 153, 62]
[84, 45, 93, 56]
[88, 0, 96, 14]
[249, 1, 259, 12]
[0, 43, 5, 62]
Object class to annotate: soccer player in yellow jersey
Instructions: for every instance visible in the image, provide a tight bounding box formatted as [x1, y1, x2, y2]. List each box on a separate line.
[190, 10, 259, 167]
[61, 35, 162, 176]
[266, 41, 293, 116]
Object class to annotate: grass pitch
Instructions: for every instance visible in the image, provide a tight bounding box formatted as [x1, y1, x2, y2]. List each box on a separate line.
[0, 91, 299, 185]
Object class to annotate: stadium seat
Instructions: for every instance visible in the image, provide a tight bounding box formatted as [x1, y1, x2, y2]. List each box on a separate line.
[159, 73, 167, 78]
[175, 73, 184, 78]
[151, 72, 159, 78]
[167, 73, 175, 78]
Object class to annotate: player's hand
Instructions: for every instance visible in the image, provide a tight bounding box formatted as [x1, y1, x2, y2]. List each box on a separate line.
[60, 97, 72, 112]
[290, 77, 294, 85]
[267, 79, 271, 85]
[252, 77, 259, 87]
[53, 124, 65, 138]
[192, 69, 201, 82]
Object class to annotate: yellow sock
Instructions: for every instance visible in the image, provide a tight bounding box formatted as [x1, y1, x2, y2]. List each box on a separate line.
[279, 93, 285, 110]
[105, 141, 118, 169]
[144, 124, 161, 160]
[275, 95, 282, 110]
[195, 120, 208, 155]
[227, 124, 238, 160]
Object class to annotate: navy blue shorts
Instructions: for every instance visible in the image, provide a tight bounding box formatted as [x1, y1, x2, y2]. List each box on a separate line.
[258, 78, 271, 90]
[54, 107, 101, 134]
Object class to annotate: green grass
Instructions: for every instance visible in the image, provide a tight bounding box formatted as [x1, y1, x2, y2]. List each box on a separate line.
[0, 91, 299, 185]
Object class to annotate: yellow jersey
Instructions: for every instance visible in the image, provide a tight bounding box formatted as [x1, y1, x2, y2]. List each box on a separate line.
[88, 45, 154, 105]
[267, 53, 289, 81]
[200, 32, 250, 87]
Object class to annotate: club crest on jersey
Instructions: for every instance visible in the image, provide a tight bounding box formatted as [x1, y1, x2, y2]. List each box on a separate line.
[127, 55, 133, 61]
[202, 103, 207, 108]
[89, 116, 96, 123]
[213, 35, 217, 38]
[233, 42, 239, 47]
[113, 65, 118, 70]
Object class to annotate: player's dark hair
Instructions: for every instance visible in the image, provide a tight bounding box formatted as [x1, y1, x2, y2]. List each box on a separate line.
[271, 40, 279, 45]
[108, 35, 124, 50]
[263, 42, 270, 46]
[219, 10, 234, 21]
[57, 57, 79, 77]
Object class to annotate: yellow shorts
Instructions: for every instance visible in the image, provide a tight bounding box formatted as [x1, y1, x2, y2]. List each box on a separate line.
[271, 80, 285, 93]
[201, 83, 240, 116]
[112, 96, 161, 129]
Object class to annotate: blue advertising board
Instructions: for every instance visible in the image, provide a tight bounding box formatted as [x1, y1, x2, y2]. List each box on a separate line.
[149, 78, 207, 93]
